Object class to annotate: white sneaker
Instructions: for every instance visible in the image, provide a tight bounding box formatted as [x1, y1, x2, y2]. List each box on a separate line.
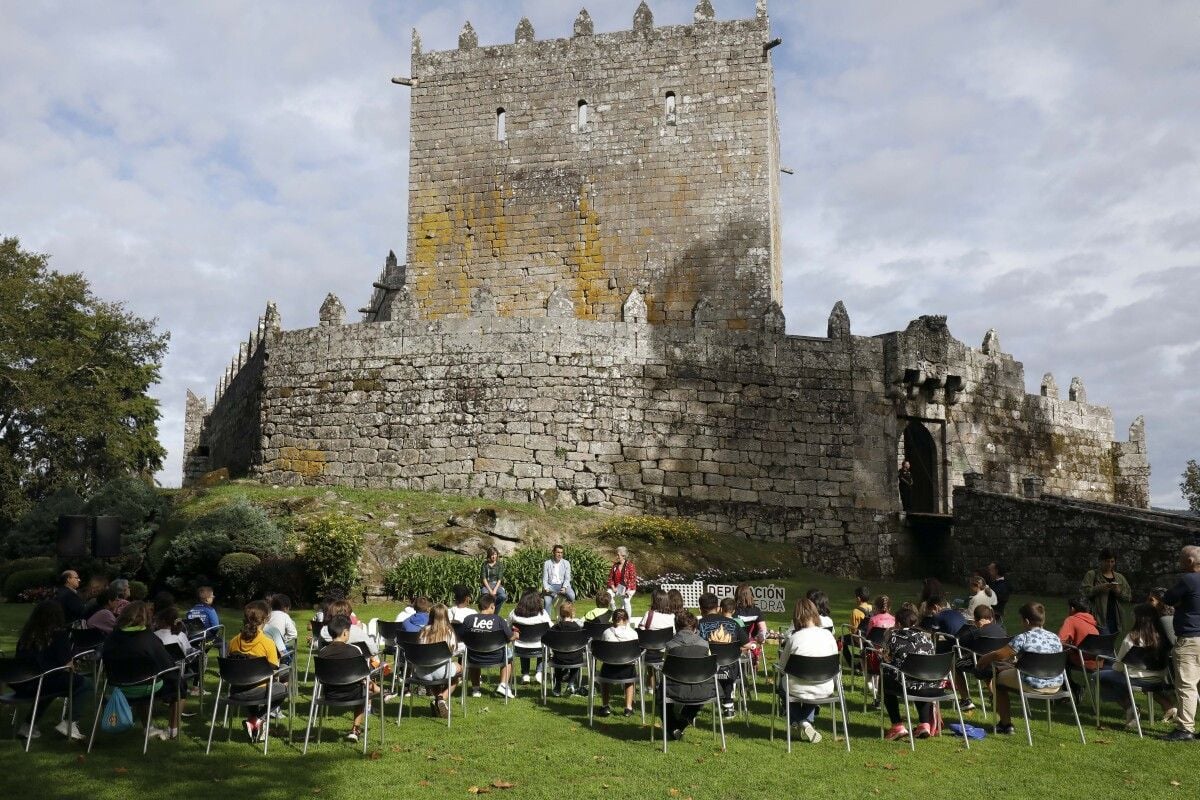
[799, 722, 823, 744]
[471, 688, 482, 698]
[534, 671, 543, 684]
[147, 725, 169, 741]
[55, 720, 85, 741]
[520, 674, 531, 684]
[17, 722, 41, 739]
[1163, 707, 1179, 724]
[496, 683, 516, 699]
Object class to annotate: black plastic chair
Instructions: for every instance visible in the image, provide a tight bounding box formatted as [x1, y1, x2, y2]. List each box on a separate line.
[303, 655, 381, 755]
[708, 642, 749, 720]
[852, 626, 889, 710]
[953, 634, 1010, 717]
[0, 658, 74, 752]
[583, 620, 612, 642]
[540, 628, 590, 704]
[1011, 651, 1086, 746]
[587, 639, 645, 725]
[657, 654, 725, 752]
[163, 641, 206, 718]
[459, 629, 512, 706]
[302, 619, 326, 683]
[87, 655, 182, 755]
[1063, 633, 1116, 726]
[397, 641, 456, 728]
[205, 656, 290, 754]
[770, 653, 851, 753]
[636, 627, 674, 665]
[512, 621, 550, 682]
[877, 652, 970, 751]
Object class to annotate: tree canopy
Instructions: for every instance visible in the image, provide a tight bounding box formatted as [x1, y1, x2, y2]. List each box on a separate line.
[1182, 459, 1200, 514]
[0, 237, 169, 532]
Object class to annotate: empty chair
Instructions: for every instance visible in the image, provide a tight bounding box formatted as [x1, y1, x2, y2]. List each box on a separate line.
[770, 653, 851, 753]
[587, 639, 644, 725]
[656, 654, 725, 752]
[205, 656, 289, 755]
[877, 652, 970, 751]
[1011, 651, 1087, 746]
[303, 655, 381, 755]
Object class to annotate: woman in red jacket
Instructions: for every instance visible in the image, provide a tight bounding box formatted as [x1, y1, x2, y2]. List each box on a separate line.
[607, 547, 637, 616]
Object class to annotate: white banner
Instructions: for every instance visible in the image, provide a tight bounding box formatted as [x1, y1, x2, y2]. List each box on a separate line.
[659, 580, 787, 614]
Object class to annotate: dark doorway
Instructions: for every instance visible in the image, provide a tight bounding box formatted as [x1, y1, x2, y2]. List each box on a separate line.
[902, 421, 939, 513]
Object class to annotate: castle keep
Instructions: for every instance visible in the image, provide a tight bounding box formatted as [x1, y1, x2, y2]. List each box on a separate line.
[183, 2, 1150, 578]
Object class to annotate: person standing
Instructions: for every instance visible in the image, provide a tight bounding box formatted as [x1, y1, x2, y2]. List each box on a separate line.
[1162, 545, 1200, 741]
[607, 546, 637, 616]
[54, 570, 85, 624]
[1081, 548, 1131, 635]
[986, 562, 1012, 622]
[542, 544, 574, 615]
[898, 460, 914, 511]
[480, 547, 507, 615]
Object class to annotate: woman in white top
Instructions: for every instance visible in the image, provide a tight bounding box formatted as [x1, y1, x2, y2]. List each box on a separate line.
[596, 609, 639, 717]
[152, 606, 193, 654]
[267, 594, 298, 644]
[509, 590, 552, 684]
[965, 576, 996, 616]
[777, 598, 839, 744]
[639, 590, 677, 632]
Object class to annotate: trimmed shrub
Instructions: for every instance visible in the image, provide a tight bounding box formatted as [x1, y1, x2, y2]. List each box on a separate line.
[254, 557, 307, 603]
[127, 579, 148, 600]
[160, 529, 233, 591]
[383, 544, 609, 604]
[218, 552, 261, 604]
[3, 489, 85, 558]
[187, 500, 286, 559]
[300, 514, 365, 597]
[594, 514, 704, 547]
[0, 556, 58, 589]
[4, 567, 59, 602]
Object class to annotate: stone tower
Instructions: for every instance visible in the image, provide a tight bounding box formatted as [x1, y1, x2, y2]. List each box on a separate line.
[404, 3, 782, 327]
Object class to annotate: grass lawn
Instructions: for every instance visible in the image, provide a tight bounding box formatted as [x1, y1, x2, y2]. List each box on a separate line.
[0, 568, 1191, 800]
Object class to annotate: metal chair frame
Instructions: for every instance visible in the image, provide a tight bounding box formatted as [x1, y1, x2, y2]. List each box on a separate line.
[877, 652, 971, 752]
[1009, 651, 1087, 746]
[769, 653, 851, 753]
[302, 655, 383, 756]
[656, 654, 726, 753]
[205, 656, 293, 755]
[0, 660, 74, 752]
[86, 658, 184, 755]
[587, 639, 645, 725]
[397, 641, 456, 729]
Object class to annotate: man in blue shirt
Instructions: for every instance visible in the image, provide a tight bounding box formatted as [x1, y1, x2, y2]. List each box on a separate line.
[1163, 545, 1200, 741]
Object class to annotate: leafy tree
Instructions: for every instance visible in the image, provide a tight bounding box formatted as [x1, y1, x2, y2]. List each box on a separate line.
[0, 237, 168, 532]
[1182, 459, 1200, 514]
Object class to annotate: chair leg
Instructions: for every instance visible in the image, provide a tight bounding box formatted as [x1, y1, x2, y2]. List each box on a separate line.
[1124, 673, 1142, 739]
[87, 677, 106, 753]
[24, 682, 41, 753]
[784, 682, 792, 754]
[1065, 679, 1087, 745]
[902, 686, 915, 752]
[637, 663, 646, 724]
[205, 679, 223, 754]
[143, 685, 157, 755]
[261, 686, 273, 756]
[303, 683, 319, 754]
[769, 677, 777, 744]
[839, 685, 852, 753]
[1017, 687, 1033, 747]
[952, 692, 970, 750]
[715, 679, 726, 752]
[587, 656, 595, 727]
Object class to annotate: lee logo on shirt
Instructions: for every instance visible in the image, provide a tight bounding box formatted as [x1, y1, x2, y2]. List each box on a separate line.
[472, 618, 496, 631]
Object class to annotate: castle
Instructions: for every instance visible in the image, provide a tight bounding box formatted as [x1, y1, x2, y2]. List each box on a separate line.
[183, 2, 1150, 578]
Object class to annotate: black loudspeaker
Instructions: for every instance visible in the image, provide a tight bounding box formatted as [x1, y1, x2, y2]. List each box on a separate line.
[93, 516, 122, 558]
[58, 515, 91, 558]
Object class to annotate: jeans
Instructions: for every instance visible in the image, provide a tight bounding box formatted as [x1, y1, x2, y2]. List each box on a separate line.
[483, 586, 507, 615]
[883, 678, 941, 725]
[544, 584, 575, 615]
[609, 591, 634, 616]
[777, 691, 818, 725]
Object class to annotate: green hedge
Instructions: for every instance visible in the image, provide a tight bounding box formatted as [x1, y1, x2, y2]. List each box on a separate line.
[594, 514, 704, 547]
[0, 556, 58, 589]
[218, 552, 261, 603]
[4, 567, 59, 602]
[300, 514, 365, 597]
[384, 544, 609, 604]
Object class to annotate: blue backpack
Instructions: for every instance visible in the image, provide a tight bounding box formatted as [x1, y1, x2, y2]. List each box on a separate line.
[100, 687, 134, 733]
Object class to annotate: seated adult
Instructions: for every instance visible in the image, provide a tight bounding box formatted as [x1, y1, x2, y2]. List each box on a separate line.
[102, 601, 185, 740]
[414, 604, 462, 718]
[508, 590, 551, 685]
[880, 606, 942, 741]
[402, 597, 432, 634]
[777, 598, 838, 744]
[86, 588, 123, 634]
[319, 599, 377, 655]
[1097, 602, 1177, 729]
[977, 602, 1064, 735]
[227, 601, 285, 742]
[462, 593, 517, 699]
[660, 611, 712, 741]
[1058, 596, 1101, 672]
[12, 601, 90, 740]
[109, 579, 132, 617]
[318, 615, 370, 742]
[54, 570, 86, 624]
[951, 605, 1008, 709]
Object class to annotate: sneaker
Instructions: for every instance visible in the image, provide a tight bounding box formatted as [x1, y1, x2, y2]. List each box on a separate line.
[722, 707, 737, 719]
[17, 722, 41, 739]
[346, 727, 360, 743]
[884, 723, 908, 741]
[994, 722, 1015, 735]
[551, 686, 562, 698]
[496, 683, 516, 699]
[959, 700, 976, 712]
[799, 721, 823, 744]
[383, 693, 400, 703]
[623, 707, 634, 717]
[534, 671, 543, 684]
[55, 720, 85, 741]
[436, 699, 449, 719]
[914, 723, 932, 739]
[1163, 707, 1179, 724]
[596, 706, 611, 717]
[471, 688, 482, 698]
[148, 725, 170, 742]
[1162, 728, 1194, 742]
[520, 674, 531, 684]
[670, 728, 684, 741]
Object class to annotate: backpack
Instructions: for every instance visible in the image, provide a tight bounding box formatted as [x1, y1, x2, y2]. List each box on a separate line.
[100, 687, 134, 733]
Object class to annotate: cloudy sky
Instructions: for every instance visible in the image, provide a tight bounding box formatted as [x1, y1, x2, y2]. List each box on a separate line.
[2, 1, 1196, 507]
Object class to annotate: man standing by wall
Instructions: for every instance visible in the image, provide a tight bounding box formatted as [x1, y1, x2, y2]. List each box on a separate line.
[1163, 545, 1200, 741]
[542, 544, 574, 615]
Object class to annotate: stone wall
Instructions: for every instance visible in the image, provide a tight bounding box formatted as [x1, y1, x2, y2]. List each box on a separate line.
[402, 4, 780, 328]
[951, 487, 1200, 597]
[205, 345, 264, 479]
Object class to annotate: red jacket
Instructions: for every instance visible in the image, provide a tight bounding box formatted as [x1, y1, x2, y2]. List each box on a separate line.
[607, 560, 637, 592]
[1058, 611, 1100, 669]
